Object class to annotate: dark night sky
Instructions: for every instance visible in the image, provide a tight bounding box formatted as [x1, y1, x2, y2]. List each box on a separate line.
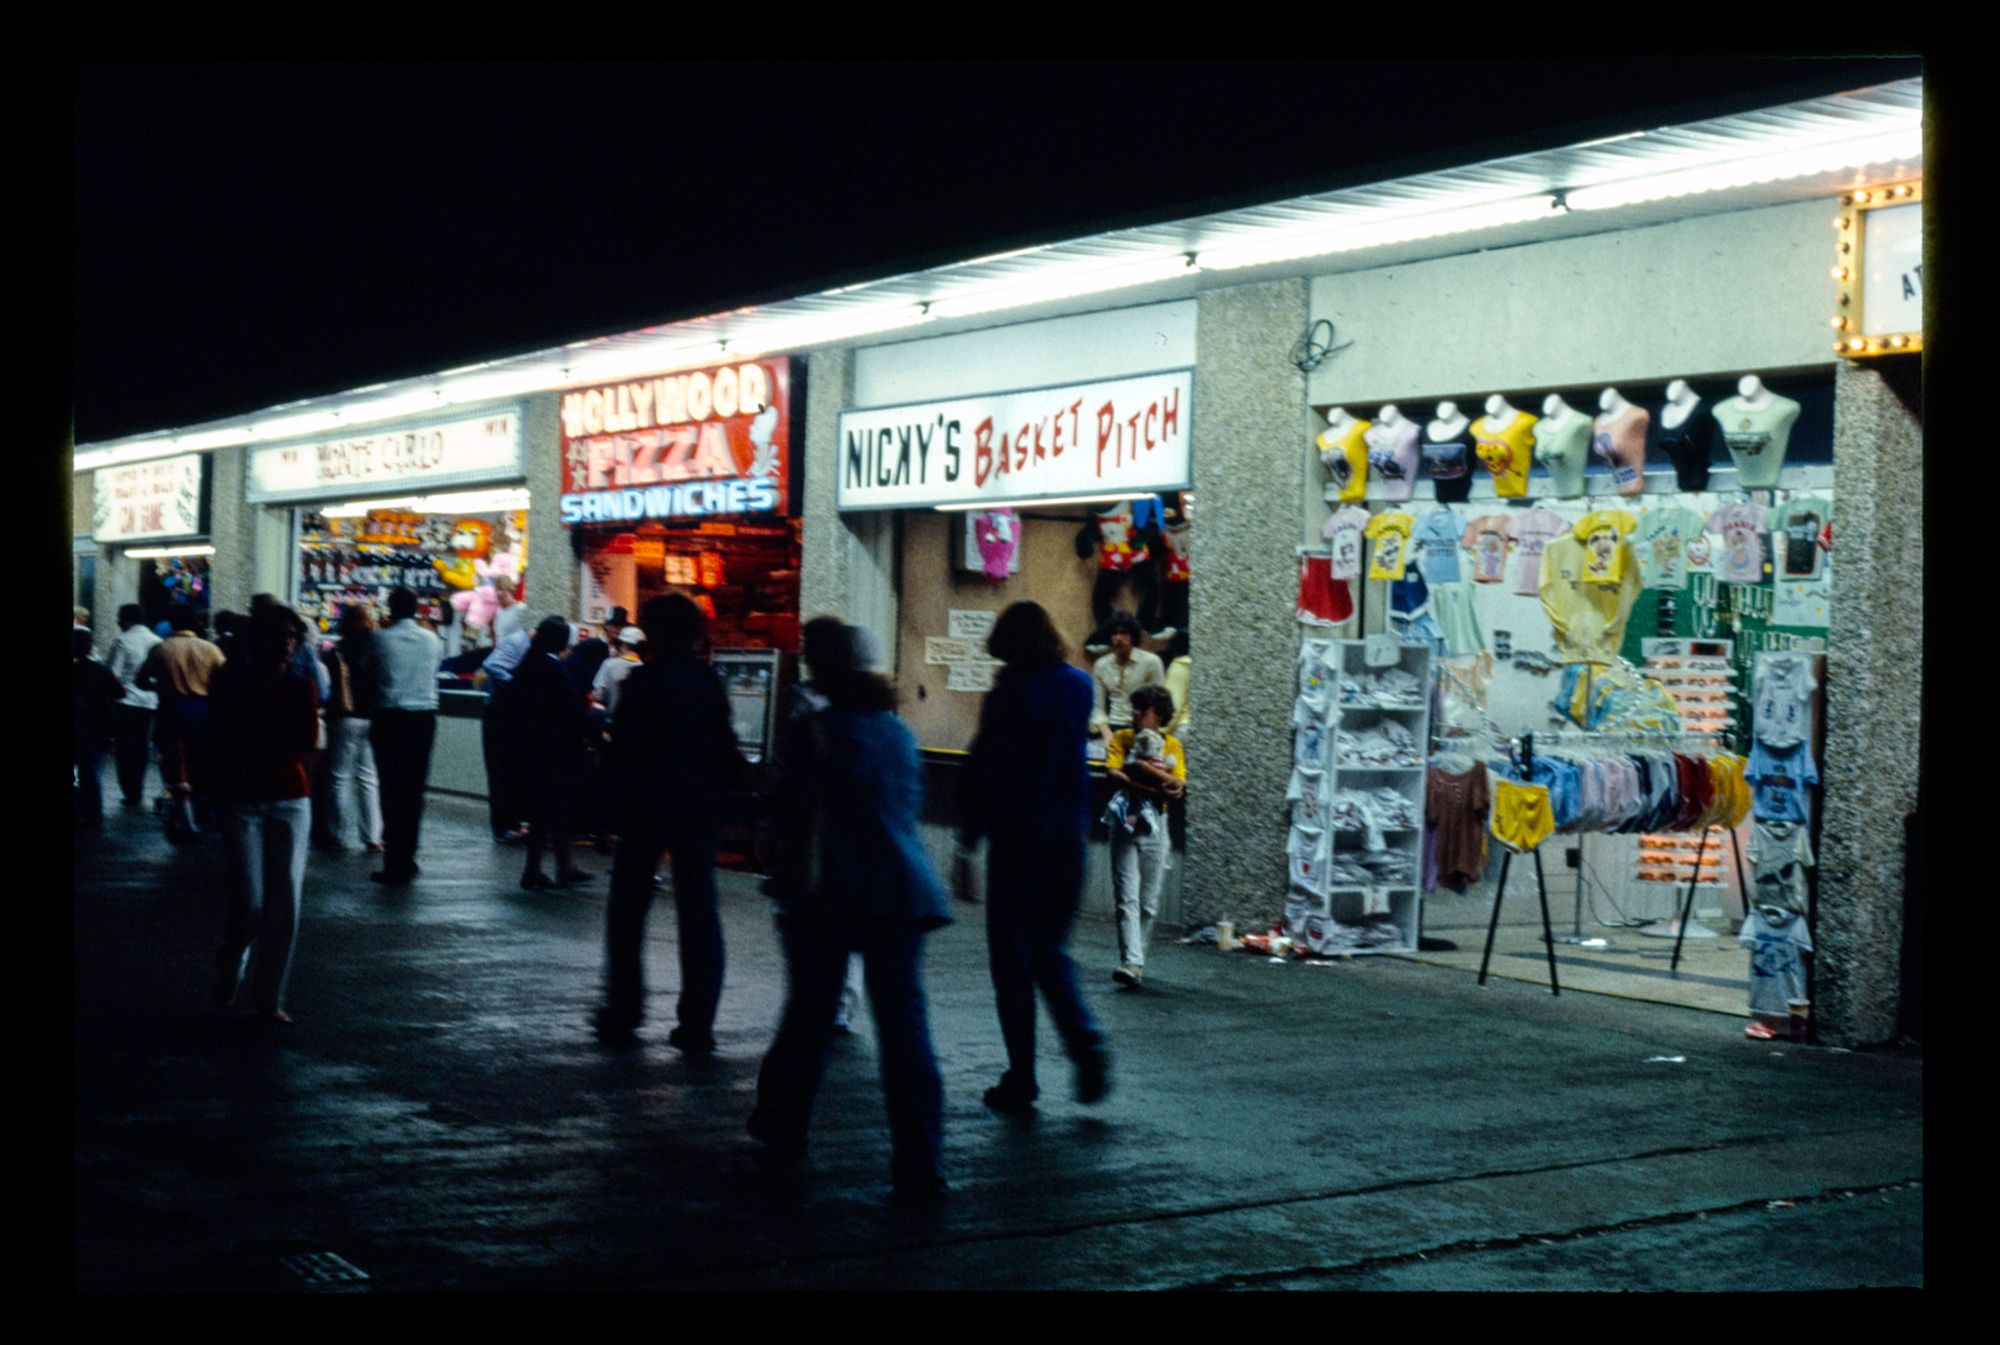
[71, 58, 1918, 444]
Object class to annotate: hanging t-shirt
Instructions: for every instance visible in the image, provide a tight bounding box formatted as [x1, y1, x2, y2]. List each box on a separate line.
[1636, 507, 1708, 590]
[1472, 412, 1539, 498]
[1421, 423, 1476, 503]
[1739, 903, 1813, 1017]
[1508, 508, 1570, 597]
[1532, 415, 1592, 499]
[1746, 740, 1818, 822]
[1364, 419, 1422, 502]
[1591, 405, 1652, 496]
[1754, 652, 1818, 751]
[1461, 514, 1513, 584]
[1322, 505, 1372, 581]
[1706, 501, 1769, 585]
[1160, 518, 1192, 583]
[1573, 510, 1639, 585]
[1772, 496, 1832, 582]
[1712, 394, 1803, 489]
[1749, 820, 1815, 912]
[1657, 398, 1718, 491]
[1412, 509, 1465, 584]
[1318, 419, 1373, 504]
[1364, 511, 1416, 581]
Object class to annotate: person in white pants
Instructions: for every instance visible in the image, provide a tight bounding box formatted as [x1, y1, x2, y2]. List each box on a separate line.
[1105, 684, 1186, 988]
[321, 606, 384, 851]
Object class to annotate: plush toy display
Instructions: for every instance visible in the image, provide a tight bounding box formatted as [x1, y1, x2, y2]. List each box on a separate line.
[433, 517, 493, 590]
[449, 551, 520, 630]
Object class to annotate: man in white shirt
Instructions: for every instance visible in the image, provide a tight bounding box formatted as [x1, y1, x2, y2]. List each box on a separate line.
[491, 586, 529, 646]
[1088, 611, 1166, 747]
[105, 603, 161, 807]
[589, 626, 647, 717]
[364, 588, 442, 884]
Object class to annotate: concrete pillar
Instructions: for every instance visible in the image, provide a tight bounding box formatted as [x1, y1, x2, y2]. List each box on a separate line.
[521, 393, 573, 622]
[205, 445, 255, 618]
[1818, 355, 1922, 1046]
[1181, 279, 1309, 931]
[798, 350, 898, 667]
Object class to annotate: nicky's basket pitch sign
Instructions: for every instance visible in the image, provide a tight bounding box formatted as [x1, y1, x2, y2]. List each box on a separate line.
[835, 369, 1193, 511]
[558, 358, 792, 526]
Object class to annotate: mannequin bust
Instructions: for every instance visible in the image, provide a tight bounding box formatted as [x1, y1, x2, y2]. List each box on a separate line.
[1316, 406, 1373, 504]
[1656, 379, 1716, 490]
[1364, 403, 1421, 501]
[1472, 395, 1539, 499]
[1422, 400, 1475, 503]
[1592, 386, 1651, 496]
[1712, 375, 1802, 489]
[1533, 395, 1592, 499]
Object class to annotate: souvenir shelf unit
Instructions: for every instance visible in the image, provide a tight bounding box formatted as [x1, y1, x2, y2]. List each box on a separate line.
[1286, 638, 1432, 956]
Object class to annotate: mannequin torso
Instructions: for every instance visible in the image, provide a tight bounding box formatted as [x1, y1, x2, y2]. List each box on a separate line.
[1533, 397, 1591, 498]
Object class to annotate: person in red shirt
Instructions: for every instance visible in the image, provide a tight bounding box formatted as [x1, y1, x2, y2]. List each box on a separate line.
[208, 603, 321, 1024]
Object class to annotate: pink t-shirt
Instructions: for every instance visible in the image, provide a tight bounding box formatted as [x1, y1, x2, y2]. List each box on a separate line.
[1706, 502, 1768, 585]
[1461, 515, 1513, 584]
[1508, 508, 1569, 596]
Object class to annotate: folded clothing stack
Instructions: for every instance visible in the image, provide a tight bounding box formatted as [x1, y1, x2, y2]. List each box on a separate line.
[1340, 668, 1426, 708]
[1336, 718, 1423, 767]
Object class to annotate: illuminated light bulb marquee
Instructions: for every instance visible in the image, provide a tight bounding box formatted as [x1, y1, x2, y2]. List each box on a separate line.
[1831, 179, 1923, 359]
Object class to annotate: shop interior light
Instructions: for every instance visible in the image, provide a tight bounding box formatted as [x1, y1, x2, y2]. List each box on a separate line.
[124, 544, 217, 559]
[1195, 194, 1562, 271]
[335, 390, 445, 426]
[728, 304, 932, 355]
[927, 255, 1199, 319]
[933, 491, 1165, 513]
[561, 341, 728, 385]
[248, 409, 344, 442]
[1565, 126, 1922, 210]
[438, 366, 564, 405]
[175, 427, 257, 452]
[320, 488, 530, 518]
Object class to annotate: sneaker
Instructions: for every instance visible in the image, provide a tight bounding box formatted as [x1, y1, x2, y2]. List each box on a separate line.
[1112, 964, 1143, 989]
[982, 1081, 1037, 1116]
[667, 1026, 717, 1056]
[1074, 1049, 1111, 1106]
[1744, 1021, 1779, 1040]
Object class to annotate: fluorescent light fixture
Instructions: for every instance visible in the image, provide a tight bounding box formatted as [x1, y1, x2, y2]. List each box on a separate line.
[561, 342, 729, 385]
[320, 488, 530, 518]
[124, 544, 217, 559]
[1197, 194, 1562, 271]
[249, 409, 344, 442]
[928, 255, 1197, 319]
[439, 366, 562, 405]
[336, 390, 444, 426]
[1566, 127, 1923, 210]
[729, 304, 932, 355]
[176, 428, 255, 452]
[934, 490, 1164, 513]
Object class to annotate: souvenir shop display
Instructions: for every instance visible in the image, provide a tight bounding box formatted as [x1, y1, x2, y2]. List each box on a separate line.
[1591, 388, 1651, 496]
[1533, 396, 1592, 499]
[1157, 496, 1191, 637]
[1421, 402, 1476, 504]
[1657, 380, 1719, 492]
[294, 508, 516, 634]
[962, 508, 1021, 581]
[1472, 396, 1538, 498]
[1736, 648, 1823, 1033]
[1771, 496, 1832, 582]
[1284, 638, 1430, 956]
[1712, 375, 1802, 490]
[1363, 406, 1421, 502]
[1077, 497, 1163, 646]
[1538, 518, 1641, 665]
[1317, 408, 1372, 504]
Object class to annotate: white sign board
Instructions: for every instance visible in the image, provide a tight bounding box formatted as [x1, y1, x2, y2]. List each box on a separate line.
[93, 454, 205, 542]
[245, 409, 524, 503]
[1861, 202, 1922, 338]
[836, 370, 1192, 511]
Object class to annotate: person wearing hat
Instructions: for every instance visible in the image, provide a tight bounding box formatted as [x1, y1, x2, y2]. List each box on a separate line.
[589, 625, 647, 718]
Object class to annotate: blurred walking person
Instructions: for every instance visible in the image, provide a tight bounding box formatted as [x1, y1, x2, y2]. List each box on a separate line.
[105, 603, 161, 808]
[957, 601, 1111, 1114]
[749, 623, 950, 1202]
[320, 605, 384, 853]
[480, 626, 532, 844]
[363, 588, 441, 885]
[209, 604, 321, 1024]
[592, 594, 743, 1050]
[73, 629, 124, 828]
[137, 604, 225, 842]
[507, 616, 595, 891]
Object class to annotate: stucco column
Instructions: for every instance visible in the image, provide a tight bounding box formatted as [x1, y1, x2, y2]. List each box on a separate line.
[1182, 279, 1309, 931]
[798, 350, 897, 663]
[1818, 355, 1922, 1046]
[521, 393, 572, 622]
[205, 445, 255, 618]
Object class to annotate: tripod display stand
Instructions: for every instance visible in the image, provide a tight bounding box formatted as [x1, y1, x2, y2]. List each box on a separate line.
[1476, 733, 1560, 996]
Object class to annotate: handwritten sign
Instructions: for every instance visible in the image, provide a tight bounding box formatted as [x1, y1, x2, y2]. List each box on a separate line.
[94, 454, 205, 542]
[947, 609, 997, 642]
[925, 637, 979, 665]
[946, 661, 1003, 693]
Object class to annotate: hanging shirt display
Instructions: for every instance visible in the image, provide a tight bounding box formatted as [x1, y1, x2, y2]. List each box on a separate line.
[1573, 510, 1639, 585]
[1412, 509, 1465, 584]
[1753, 652, 1818, 751]
[1431, 585, 1483, 658]
[1322, 504, 1372, 581]
[1297, 554, 1355, 626]
[1160, 517, 1192, 583]
[1591, 405, 1652, 495]
[1461, 515, 1512, 584]
[1749, 820, 1815, 911]
[1364, 419, 1422, 502]
[1421, 425, 1477, 503]
[1739, 903, 1813, 1017]
[1425, 765, 1490, 890]
[1507, 508, 1569, 597]
[1365, 511, 1416, 581]
[1091, 502, 1149, 572]
[1490, 778, 1556, 853]
[1706, 501, 1769, 585]
[1713, 393, 1802, 489]
[1658, 400, 1719, 491]
[1472, 412, 1539, 498]
[1538, 533, 1641, 666]
[1636, 507, 1708, 590]
[1318, 419, 1374, 504]
[1772, 496, 1832, 582]
[1746, 740, 1818, 822]
[1532, 416, 1592, 498]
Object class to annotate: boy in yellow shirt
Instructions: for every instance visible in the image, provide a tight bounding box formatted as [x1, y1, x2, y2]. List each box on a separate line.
[1105, 685, 1187, 988]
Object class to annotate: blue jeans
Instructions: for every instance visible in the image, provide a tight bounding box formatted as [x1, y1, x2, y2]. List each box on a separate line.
[604, 819, 721, 1033]
[753, 914, 944, 1186]
[985, 836, 1103, 1097]
[220, 798, 311, 1014]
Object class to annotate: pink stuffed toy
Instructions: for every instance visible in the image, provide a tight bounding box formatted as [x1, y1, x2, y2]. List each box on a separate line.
[450, 551, 520, 630]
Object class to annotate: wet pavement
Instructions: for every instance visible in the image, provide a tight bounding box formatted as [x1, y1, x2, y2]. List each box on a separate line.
[74, 787, 1923, 1293]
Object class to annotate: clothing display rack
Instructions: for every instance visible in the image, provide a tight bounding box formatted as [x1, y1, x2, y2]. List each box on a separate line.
[1476, 732, 1561, 995]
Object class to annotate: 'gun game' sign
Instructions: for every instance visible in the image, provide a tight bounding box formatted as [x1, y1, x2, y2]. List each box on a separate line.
[834, 370, 1193, 510]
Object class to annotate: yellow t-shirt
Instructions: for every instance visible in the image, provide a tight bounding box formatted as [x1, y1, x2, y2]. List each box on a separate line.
[1473, 412, 1540, 498]
[1107, 729, 1187, 782]
[1573, 510, 1639, 585]
[1316, 419, 1373, 504]
[1365, 511, 1416, 581]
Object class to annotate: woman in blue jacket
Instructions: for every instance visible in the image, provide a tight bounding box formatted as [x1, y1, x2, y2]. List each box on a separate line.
[749, 625, 950, 1202]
